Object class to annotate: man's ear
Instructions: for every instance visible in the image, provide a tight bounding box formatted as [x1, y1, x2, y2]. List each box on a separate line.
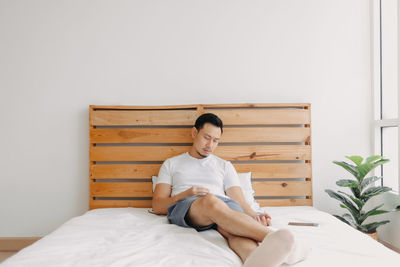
[191, 127, 198, 139]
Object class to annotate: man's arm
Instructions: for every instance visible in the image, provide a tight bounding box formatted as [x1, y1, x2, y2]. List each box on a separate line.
[152, 184, 209, 215]
[226, 186, 272, 226]
[152, 184, 186, 215]
[226, 186, 257, 217]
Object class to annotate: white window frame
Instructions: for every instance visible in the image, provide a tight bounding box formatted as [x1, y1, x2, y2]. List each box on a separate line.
[372, 0, 400, 194]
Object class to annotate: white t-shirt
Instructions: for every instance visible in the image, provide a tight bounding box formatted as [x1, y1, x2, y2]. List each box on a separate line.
[156, 152, 241, 198]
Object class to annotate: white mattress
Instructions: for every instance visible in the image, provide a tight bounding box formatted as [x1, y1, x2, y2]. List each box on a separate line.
[2, 206, 399, 267]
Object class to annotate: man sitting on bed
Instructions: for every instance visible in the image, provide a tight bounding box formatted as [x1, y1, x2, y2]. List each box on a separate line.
[152, 113, 309, 267]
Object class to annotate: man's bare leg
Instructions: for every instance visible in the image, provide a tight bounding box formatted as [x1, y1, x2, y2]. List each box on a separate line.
[219, 226, 309, 267]
[188, 195, 310, 266]
[217, 226, 258, 263]
[187, 194, 271, 242]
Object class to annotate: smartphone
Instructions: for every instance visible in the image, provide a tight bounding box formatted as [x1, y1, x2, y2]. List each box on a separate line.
[288, 222, 319, 227]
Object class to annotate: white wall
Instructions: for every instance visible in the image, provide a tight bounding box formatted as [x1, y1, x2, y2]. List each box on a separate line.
[0, 0, 379, 242]
[374, 193, 400, 249]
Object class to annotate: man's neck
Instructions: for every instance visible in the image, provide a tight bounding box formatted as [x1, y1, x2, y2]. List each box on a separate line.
[188, 148, 208, 159]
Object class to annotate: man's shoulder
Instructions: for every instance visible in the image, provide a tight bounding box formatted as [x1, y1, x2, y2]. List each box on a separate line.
[163, 152, 188, 164]
[209, 154, 231, 166]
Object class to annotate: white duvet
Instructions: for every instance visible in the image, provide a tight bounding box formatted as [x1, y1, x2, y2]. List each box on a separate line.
[2, 206, 399, 267]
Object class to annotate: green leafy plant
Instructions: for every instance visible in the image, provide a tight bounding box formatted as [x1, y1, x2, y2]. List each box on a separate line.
[325, 155, 394, 234]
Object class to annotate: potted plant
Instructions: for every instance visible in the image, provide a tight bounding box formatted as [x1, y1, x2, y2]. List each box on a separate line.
[325, 155, 398, 240]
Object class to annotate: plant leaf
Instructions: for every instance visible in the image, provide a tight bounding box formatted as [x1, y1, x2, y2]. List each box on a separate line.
[326, 189, 360, 223]
[326, 189, 344, 202]
[342, 213, 359, 228]
[360, 186, 392, 201]
[342, 213, 354, 222]
[365, 155, 382, 164]
[359, 204, 389, 223]
[333, 161, 360, 180]
[333, 215, 352, 226]
[338, 190, 365, 209]
[336, 179, 359, 188]
[362, 220, 390, 233]
[358, 159, 390, 180]
[360, 176, 382, 192]
[345, 155, 364, 166]
[349, 186, 361, 198]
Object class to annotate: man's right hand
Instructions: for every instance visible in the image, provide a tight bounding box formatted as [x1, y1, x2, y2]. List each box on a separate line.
[152, 184, 209, 215]
[186, 186, 209, 197]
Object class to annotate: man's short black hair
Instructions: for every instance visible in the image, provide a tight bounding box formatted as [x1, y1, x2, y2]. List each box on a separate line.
[194, 113, 223, 134]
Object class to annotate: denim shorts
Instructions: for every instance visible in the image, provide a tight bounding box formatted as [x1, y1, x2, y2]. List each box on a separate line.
[167, 195, 244, 232]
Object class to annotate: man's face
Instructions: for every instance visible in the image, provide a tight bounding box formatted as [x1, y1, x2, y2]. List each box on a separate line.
[191, 123, 221, 158]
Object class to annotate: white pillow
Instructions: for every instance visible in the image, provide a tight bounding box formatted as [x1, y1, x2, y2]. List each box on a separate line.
[152, 175, 157, 192]
[237, 172, 260, 212]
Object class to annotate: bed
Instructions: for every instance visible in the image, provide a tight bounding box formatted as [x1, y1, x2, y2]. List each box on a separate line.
[2, 103, 399, 267]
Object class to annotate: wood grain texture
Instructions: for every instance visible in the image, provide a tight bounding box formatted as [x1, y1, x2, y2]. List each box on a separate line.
[90, 163, 311, 179]
[91, 103, 310, 110]
[91, 146, 189, 162]
[253, 181, 312, 196]
[256, 199, 312, 207]
[234, 163, 311, 178]
[92, 164, 161, 179]
[91, 145, 311, 162]
[90, 128, 192, 143]
[89, 103, 313, 209]
[90, 127, 310, 144]
[90, 200, 152, 209]
[92, 110, 198, 126]
[214, 145, 311, 161]
[91, 182, 153, 197]
[204, 109, 310, 125]
[90, 181, 311, 198]
[92, 108, 310, 126]
[89, 198, 312, 209]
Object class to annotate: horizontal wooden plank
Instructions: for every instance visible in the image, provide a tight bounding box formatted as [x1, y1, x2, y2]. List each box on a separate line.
[256, 198, 312, 207]
[90, 127, 310, 144]
[223, 127, 310, 143]
[91, 104, 198, 110]
[91, 108, 310, 126]
[253, 181, 312, 196]
[91, 163, 311, 179]
[91, 145, 311, 161]
[92, 110, 198, 126]
[90, 181, 310, 198]
[90, 103, 310, 110]
[204, 109, 310, 125]
[88, 198, 312, 209]
[91, 146, 188, 161]
[90, 128, 192, 143]
[90, 200, 152, 209]
[91, 164, 161, 179]
[215, 145, 311, 161]
[234, 163, 311, 178]
[91, 182, 152, 197]
[202, 103, 310, 108]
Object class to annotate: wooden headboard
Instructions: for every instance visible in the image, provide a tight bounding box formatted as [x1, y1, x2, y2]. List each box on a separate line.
[89, 103, 312, 210]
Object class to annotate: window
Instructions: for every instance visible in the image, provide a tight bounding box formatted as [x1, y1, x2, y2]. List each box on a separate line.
[372, 0, 399, 193]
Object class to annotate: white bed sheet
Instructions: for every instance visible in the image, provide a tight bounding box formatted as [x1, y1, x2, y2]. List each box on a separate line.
[2, 206, 399, 267]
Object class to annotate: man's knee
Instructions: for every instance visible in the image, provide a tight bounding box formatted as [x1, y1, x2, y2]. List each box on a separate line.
[201, 194, 226, 211]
